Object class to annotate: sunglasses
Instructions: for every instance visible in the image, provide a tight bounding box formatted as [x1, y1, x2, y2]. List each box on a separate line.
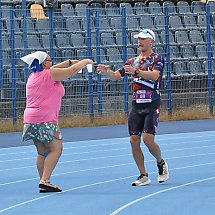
[139, 29, 155, 40]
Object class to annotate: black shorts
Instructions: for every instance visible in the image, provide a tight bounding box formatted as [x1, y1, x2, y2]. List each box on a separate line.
[128, 99, 161, 136]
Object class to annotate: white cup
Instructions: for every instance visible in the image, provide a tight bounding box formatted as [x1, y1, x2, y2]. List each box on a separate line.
[86, 64, 93, 73]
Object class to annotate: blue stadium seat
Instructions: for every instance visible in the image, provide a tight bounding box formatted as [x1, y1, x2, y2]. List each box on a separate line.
[126, 47, 136, 58]
[148, 2, 163, 15]
[180, 45, 196, 59]
[92, 48, 107, 63]
[21, 18, 37, 34]
[1, 35, 10, 50]
[98, 17, 110, 32]
[183, 15, 197, 29]
[140, 16, 154, 29]
[105, 3, 120, 17]
[176, 1, 191, 14]
[61, 50, 75, 61]
[191, 1, 205, 14]
[203, 60, 215, 74]
[169, 46, 181, 59]
[197, 15, 206, 28]
[120, 2, 134, 15]
[133, 2, 147, 15]
[55, 33, 72, 49]
[126, 17, 139, 31]
[154, 16, 165, 30]
[116, 32, 131, 46]
[110, 17, 122, 30]
[175, 30, 190, 44]
[14, 34, 24, 49]
[27, 34, 43, 49]
[169, 15, 184, 29]
[187, 61, 204, 75]
[35, 19, 50, 33]
[61, 3, 75, 17]
[195, 44, 207, 59]
[65, 17, 82, 33]
[189, 30, 204, 44]
[5, 19, 21, 33]
[172, 61, 188, 76]
[163, 1, 176, 14]
[101, 32, 116, 47]
[161, 30, 175, 44]
[41, 34, 56, 49]
[70, 33, 86, 47]
[75, 3, 87, 17]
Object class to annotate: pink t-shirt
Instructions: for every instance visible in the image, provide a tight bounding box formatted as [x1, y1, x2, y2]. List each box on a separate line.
[24, 69, 65, 123]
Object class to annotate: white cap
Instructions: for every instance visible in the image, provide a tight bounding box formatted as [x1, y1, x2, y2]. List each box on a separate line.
[20, 51, 48, 67]
[133, 29, 155, 41]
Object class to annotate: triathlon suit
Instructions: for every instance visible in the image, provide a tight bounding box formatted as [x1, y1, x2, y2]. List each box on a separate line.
[118, 52, 165, 136]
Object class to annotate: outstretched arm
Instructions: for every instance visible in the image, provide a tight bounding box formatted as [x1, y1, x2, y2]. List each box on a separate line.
[52, 60, 79, 69]
[50, 59, 93, 81]
[96, 64, 122, 81]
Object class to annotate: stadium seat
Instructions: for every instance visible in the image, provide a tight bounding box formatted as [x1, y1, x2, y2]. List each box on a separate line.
[97, 17, 110, 32]
[189, 30, 204, 44]
[197, 15, 206, 28]
[27, 34, 43, 49]
[126, 47, 136, 58]
[154, 46, 165, 57]
[110, 17, 122, 30]
[30, 3, 48, 19]
[148, 2, 163, 15]
[1, 5, 12, 19]
[169, 46, 181, 59]
[35, 18, 50, 33]
[126, 17, 139, 31]
[163, 1, 176, 14]
[2, 50, 11, 67]
[180, 45, 196, 59]
[203, 60, 215, 74]
[107, 47, 123, 68]
[62, 50, 75, 61]
[212, 14, 215, 27]
[120, 2, 134, 15]
[208, 1, 215, 14]
[176, 1, 191, 14]
[75, 3, 87, 17]
[105, 3, 120, 17]
[116, 32, 131, 46]
[183, 15, 197, 29]
[130, 31, 139, 45]
[14, 34, 24, 49]
[55, 33, 72, 49]
[172, 61, 188, 76]
[1, 35, 11, 50]
[41, 34, 56, 49]
[81, 17, 95, 31]
[133, 2, 147, 15]
[191, 1, 205, 14]
[65, 17, 82, 33]
[70, 33, 86, 47]
[5, 19, 22, 33]
[195, 44, 207, 59]
[61, 3, 75, 17]
[187, 61, 204, 75]
[175, 30, 190, 44]
[154, 16, 165, 30]
[89, 2, 103, 16]
[100, 32, 116, 46]
[140, 16, 154, 29]
[160, 30, 175, 44]
[169, 15, 184, 29]
[92, 48, 107, 63]
[76, 49, 87, 60]
[21, 18, 37, 34]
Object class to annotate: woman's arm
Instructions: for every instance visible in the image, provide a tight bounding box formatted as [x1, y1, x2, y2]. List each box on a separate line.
[52, 60, 79, 69]
[50, 59, 93, 81]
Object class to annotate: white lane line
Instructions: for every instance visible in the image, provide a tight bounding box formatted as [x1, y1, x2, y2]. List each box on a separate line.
[110, 176, 215, 215]
[1, 151, 215, 186]
[1, 143, 214, 172]
[1, 162, 215, 214]
[1, 130, 215, 153]
[0, 138, 214, 163]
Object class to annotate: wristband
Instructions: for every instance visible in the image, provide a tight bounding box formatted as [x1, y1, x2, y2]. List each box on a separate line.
[68, 60, 72, 66]
[134, 69, 140, 76]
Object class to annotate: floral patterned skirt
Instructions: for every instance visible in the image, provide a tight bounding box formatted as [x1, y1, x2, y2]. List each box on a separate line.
[22, 122, 62, 143]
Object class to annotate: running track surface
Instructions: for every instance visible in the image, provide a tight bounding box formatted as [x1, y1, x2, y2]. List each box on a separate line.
[0, 119, 215, 215]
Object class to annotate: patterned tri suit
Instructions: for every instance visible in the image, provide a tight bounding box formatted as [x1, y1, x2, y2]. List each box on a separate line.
[118, 52, 165, 136]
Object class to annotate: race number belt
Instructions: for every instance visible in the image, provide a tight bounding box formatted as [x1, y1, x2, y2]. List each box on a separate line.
[133, 90, 152, 103]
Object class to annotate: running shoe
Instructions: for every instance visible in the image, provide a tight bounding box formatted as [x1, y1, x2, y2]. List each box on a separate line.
[131, 173, 151, 186]
[157, 160, 170, 183]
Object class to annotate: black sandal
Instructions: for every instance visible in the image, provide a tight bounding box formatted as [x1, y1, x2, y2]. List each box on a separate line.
[39, 180, 62, 193]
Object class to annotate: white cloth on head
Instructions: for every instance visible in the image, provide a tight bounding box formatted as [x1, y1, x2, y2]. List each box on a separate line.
[20, 51, 48, 67]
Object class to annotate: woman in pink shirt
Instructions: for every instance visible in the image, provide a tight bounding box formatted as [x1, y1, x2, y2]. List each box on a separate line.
[21, 51, 93, 193]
